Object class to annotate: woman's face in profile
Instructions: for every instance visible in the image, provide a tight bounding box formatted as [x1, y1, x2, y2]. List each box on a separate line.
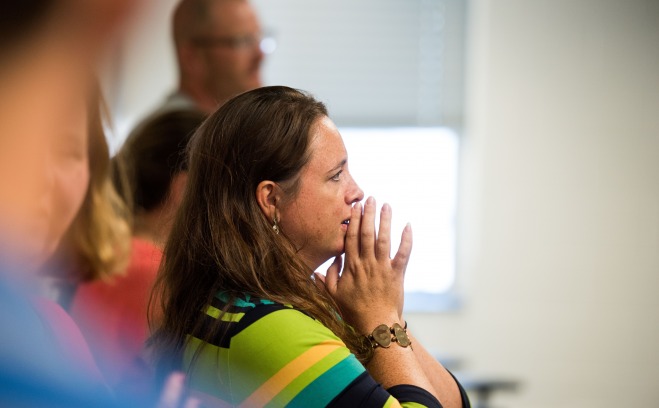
[277, 116, 364, 270]
[43, 90, 90, 262]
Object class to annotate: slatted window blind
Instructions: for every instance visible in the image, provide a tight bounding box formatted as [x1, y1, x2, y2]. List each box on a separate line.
[252, 0, 466, 127]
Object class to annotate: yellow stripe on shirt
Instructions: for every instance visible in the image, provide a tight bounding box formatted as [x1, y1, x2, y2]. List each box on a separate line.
[205, 305, 245, 322]
[238, 339, 344, 408]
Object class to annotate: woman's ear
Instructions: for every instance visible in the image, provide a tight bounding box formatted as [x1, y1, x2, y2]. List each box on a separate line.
[255, 180, 278, 221]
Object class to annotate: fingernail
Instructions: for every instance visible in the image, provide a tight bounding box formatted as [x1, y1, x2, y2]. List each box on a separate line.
[406, 222, 412, 231]
[367, 196, 374, 205]
[382, 203, 391, 212]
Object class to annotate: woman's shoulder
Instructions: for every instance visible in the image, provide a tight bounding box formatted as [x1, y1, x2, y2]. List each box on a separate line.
[209, 292, 326, 339]
[193, 291, 344, 353]
[214, 291, 285, 309]
[211, 291, 293, 320]
[188, 292, 365, 407]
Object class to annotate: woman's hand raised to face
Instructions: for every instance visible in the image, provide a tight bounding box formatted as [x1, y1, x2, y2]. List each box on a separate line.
[318, 196, 412, 335]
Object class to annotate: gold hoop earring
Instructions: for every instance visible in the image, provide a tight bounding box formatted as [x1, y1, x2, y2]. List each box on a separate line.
[272, 215, 280, 235]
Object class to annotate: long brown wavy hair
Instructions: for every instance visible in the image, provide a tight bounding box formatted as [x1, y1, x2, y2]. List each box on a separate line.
[149, 86, 370, 377]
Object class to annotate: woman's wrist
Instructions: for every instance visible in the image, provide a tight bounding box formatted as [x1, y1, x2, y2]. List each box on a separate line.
[365, 321, 412, 350]
[354, 313, 403, 336]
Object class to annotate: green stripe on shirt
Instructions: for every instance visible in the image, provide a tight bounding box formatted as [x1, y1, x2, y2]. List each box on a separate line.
[285, 353, 366, 407]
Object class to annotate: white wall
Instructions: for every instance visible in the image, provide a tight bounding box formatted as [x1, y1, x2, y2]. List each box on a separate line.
[104, 0, 180, 150]
[109, 0, 659, 406]
[408, 0, 659, 407]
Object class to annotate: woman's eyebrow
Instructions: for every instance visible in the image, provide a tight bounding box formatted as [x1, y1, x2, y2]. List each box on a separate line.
[327, 158, 347, 174]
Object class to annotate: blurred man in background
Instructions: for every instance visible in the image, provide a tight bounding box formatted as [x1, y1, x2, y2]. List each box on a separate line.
[138, 0, 265, 122]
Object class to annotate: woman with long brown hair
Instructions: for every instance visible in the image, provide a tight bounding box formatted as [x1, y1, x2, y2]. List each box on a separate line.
[150, 86, 470, 407]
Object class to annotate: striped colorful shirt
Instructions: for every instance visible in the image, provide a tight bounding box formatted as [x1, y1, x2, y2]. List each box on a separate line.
[183, 293, 460, 407]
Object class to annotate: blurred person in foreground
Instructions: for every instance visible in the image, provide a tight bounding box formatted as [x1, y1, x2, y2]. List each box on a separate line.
[132, 0, 265, 134]
[40, 86, 132, 310]
[149, 86, 471, 408]
[0, 1, 197, 407]
[0, 14, 112, 407]
[69, 109, 206, 390]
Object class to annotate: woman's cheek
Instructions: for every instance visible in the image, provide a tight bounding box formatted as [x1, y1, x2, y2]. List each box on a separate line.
[50, 161, 90, 247]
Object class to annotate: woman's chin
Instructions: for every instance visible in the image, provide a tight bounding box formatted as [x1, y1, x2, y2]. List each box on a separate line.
[333, 242, 346, 257]
[311, 250, 343, 272]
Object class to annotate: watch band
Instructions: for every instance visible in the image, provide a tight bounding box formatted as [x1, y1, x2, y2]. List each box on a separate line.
[367, 322, 412, 350]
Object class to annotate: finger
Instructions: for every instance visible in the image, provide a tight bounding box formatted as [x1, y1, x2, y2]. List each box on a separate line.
[344, 202, 362, 258]
[184, 398, 201, 408]
[325, 256, 342, 295]
[360, 197, 377, 258]
[391, 223, 413, 273]
[157, 372, 185, 408]
[376, 203, 392, 260]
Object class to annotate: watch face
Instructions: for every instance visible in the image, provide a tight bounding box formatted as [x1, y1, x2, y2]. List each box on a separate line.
[372, 324, 392, 348]
[392, 323, 411, 347]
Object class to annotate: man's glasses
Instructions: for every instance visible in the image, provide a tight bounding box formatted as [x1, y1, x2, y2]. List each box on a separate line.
[192, 33, 277, 54]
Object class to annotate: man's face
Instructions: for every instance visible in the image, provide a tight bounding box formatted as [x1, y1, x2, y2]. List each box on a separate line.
[199, 0, 264, 103]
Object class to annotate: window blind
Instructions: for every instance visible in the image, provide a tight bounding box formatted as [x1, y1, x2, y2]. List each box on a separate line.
[252, 0, 466, 127]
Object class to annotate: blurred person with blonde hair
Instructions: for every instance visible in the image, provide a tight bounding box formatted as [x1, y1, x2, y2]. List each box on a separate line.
[41, 84, 131, 309]
[0, 9, 123, 405]
[69, 108, 206, 391]
[0, 1, 199, 406]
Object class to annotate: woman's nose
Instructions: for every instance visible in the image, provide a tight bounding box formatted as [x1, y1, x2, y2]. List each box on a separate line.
[33, 150, 55, 219]
[347, 177, 364, 204]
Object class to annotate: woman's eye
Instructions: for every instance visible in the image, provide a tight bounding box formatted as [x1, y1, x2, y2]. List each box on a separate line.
[55, 136, 87, 161]
[331, 170, 342, 181]
[57, 147, 85, 161]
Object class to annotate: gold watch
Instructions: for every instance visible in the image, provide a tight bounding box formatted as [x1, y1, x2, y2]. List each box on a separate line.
[367, 322, 412, 349]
